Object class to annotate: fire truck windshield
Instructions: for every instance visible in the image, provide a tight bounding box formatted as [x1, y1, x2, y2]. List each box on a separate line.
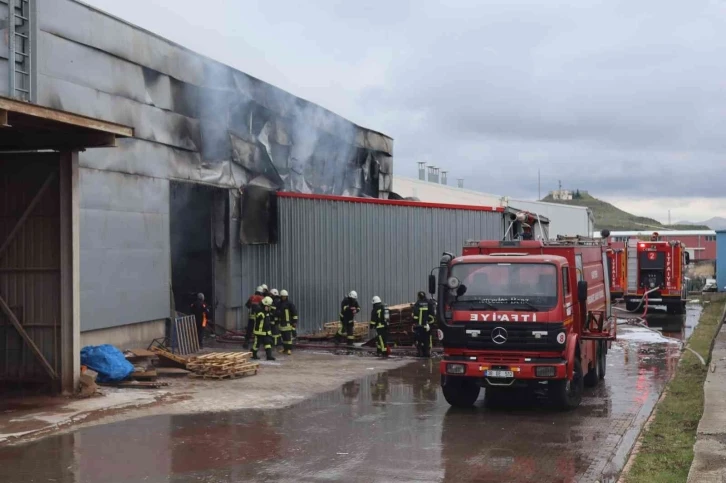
[450, 262, 558, 309]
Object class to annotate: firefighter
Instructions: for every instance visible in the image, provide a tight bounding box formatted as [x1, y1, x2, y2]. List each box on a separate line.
[243, 286, 264, 349]
[277, 289, 298, 355]
[413, 291, 435, 357]
[520, 223, 533, 240]
[269, 288, 283, 350]
[190, 293, 210, 349]
[370, 295, 389, 357]
[261, 284, 270, 297]
[336, 290, 360, 346]
[252, 296, 276, 361]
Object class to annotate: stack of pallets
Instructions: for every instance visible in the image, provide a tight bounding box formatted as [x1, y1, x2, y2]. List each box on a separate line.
[186, 352, 259, 380]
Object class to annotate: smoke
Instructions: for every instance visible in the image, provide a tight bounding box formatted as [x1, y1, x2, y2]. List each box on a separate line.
[189, 57, 384, 196]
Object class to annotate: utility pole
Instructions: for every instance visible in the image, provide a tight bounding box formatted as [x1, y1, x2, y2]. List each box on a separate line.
[538, 169, 541, 200]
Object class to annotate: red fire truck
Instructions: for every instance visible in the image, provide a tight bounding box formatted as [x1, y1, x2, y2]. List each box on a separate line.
[623, 233, 690, 315]
[429, 231, 616, 410]
[606, 248, 626, 301]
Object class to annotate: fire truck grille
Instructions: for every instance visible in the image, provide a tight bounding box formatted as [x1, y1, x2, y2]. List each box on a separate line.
[444, 322, 566, 351]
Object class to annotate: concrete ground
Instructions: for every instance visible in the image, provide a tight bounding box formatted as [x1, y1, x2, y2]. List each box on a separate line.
[0, 350, 407, 446]
[0, 320, 689, 483]
[688, 321, 726, 482]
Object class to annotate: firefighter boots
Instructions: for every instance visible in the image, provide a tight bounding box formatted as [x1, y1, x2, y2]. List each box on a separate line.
[265, 348, 276, 361]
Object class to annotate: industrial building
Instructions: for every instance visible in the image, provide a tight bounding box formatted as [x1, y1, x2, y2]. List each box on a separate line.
[391, 173, 594, 237]
[602, 230, 717, 262]
[0, 0, 543, 394]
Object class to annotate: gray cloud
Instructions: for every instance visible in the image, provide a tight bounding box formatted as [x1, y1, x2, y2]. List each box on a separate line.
[87, 0, 726, 206]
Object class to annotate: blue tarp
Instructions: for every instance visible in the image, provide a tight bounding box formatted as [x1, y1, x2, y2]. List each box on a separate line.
[80, 344, 134, 383]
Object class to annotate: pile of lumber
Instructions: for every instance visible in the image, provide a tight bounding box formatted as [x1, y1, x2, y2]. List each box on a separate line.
[186, 352, 259, 380]
[298, 321, 369, 341]
[363, 303, 440, 348]
[124, 348, 161, 381]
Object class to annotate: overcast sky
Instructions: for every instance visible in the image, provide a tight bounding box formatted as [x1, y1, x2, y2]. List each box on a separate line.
[85, 0, 726, 223]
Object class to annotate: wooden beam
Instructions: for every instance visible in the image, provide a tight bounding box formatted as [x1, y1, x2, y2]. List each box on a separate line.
[0, 95, 133, 137]
[0, 170, 57, 260]
[0, 109, 9, 127]
[0, 293, 58, 380]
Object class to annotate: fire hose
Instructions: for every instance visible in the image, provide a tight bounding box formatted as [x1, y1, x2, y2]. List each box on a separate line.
[613, 287, 705, 365]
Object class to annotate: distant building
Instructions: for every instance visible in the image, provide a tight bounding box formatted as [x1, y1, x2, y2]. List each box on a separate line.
[717, 231, 726, 291]
[549, 189, 573, 200]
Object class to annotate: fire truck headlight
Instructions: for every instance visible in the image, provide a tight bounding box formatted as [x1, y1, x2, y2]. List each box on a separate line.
[447, 277, 460, 289]
[446, 363, 466, 375]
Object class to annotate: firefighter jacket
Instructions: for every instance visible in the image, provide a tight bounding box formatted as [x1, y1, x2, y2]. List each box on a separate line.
[276, 299, 298, 330]
[271, 296, 282, 322]
[252, 306, 272, 336]
[190, 300, 210, 329]
[413, 299, 434, 329]
[339, 297, 361, 323]
[370, 303, 388, 329]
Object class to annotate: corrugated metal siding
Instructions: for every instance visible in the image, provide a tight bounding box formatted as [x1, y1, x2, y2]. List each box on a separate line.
[0, 154, 61, 383]
[79, 168, 170, 331]
[239, 197, 504, 334]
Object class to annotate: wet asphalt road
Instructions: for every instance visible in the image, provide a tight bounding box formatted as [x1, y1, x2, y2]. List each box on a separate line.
[0, 305, 702, 483]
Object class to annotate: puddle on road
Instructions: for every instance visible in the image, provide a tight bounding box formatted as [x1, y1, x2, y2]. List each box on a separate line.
[0, 305, 703, 483]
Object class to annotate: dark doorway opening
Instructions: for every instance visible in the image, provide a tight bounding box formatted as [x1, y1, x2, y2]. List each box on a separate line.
[170, 181, 216, 319]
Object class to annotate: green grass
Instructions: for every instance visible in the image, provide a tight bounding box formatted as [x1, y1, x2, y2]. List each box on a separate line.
[541, 192, 711, 231]
[623, 296, 726, 483]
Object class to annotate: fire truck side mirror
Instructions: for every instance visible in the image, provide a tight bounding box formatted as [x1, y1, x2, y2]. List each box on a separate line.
[685, 252, 691, 265]
[428, 274, 436, 295]
[456, 284, 467, 297]
[577, 280, 588, 303]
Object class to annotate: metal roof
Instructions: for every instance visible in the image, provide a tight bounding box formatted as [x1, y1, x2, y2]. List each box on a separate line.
[595, 230, 716, 237]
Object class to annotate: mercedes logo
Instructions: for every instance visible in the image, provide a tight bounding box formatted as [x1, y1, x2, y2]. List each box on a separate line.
[491, 327, 508, 345]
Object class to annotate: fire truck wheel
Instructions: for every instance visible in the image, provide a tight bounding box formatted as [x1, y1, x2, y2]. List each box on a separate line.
[442, 377, 480, 408]
[584, 346, 602, 387]
[599, 342, 607, 380]
[551, 359, 584, 410]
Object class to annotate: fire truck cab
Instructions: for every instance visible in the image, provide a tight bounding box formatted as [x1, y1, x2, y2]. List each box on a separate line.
[430, 233, 615, 410]
[623, 232, 689, 315]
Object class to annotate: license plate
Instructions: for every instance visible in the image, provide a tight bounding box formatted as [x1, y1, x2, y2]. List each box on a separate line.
[485, 370, 514, 378]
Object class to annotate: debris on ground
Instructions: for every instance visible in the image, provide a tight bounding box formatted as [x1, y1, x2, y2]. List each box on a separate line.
[78, 368, 100, 398]
[80, 344, 134, 383]
[186, 352, 259, 380]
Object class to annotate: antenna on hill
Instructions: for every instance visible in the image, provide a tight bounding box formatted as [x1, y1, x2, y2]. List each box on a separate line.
[558, 179, 562, 191]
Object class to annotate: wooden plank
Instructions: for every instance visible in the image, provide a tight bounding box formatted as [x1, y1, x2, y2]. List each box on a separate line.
[0, 294, 57, 380]
[127, 348, 157, 358]
[99, 380, 169, 388]
[156, 367, 191, 377]
[0, 95, 134, 137]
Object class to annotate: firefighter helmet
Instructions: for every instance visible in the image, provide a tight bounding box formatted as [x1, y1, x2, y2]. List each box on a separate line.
[280, 290, 289, 297]
[417, 291, 426, 300]
[348, 290, 358, 299]
[261, 297, 273, 307]
[197, 293, 205, 301]
[255, 286, 263, 293]
[271, 288, 279, 296]
[261, 284, 269, 291]
[371, 295, 381, 304]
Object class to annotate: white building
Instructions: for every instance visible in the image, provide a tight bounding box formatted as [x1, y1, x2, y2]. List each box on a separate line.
[392, 176, 595, 237]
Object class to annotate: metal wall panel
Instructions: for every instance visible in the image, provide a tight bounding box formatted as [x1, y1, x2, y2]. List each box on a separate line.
[79, 168, 170, 331]
[237, 197, 504, 334]
[508, 199, 593, 237]
[0, 153, 61, 383]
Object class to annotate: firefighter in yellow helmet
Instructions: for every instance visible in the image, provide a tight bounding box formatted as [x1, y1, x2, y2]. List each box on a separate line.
[252, 296, 276, 361]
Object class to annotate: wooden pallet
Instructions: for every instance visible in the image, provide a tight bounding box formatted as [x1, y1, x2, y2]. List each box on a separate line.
[188, 352, 251, 363]
[188, 363, 259, 380]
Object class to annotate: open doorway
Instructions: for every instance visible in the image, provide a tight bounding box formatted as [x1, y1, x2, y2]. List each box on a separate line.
[169, 181, 216, 319]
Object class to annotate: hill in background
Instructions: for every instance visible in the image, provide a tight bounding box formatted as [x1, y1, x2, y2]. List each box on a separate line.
[541, 191, 711, 231]
[676, 217, 726, 231]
